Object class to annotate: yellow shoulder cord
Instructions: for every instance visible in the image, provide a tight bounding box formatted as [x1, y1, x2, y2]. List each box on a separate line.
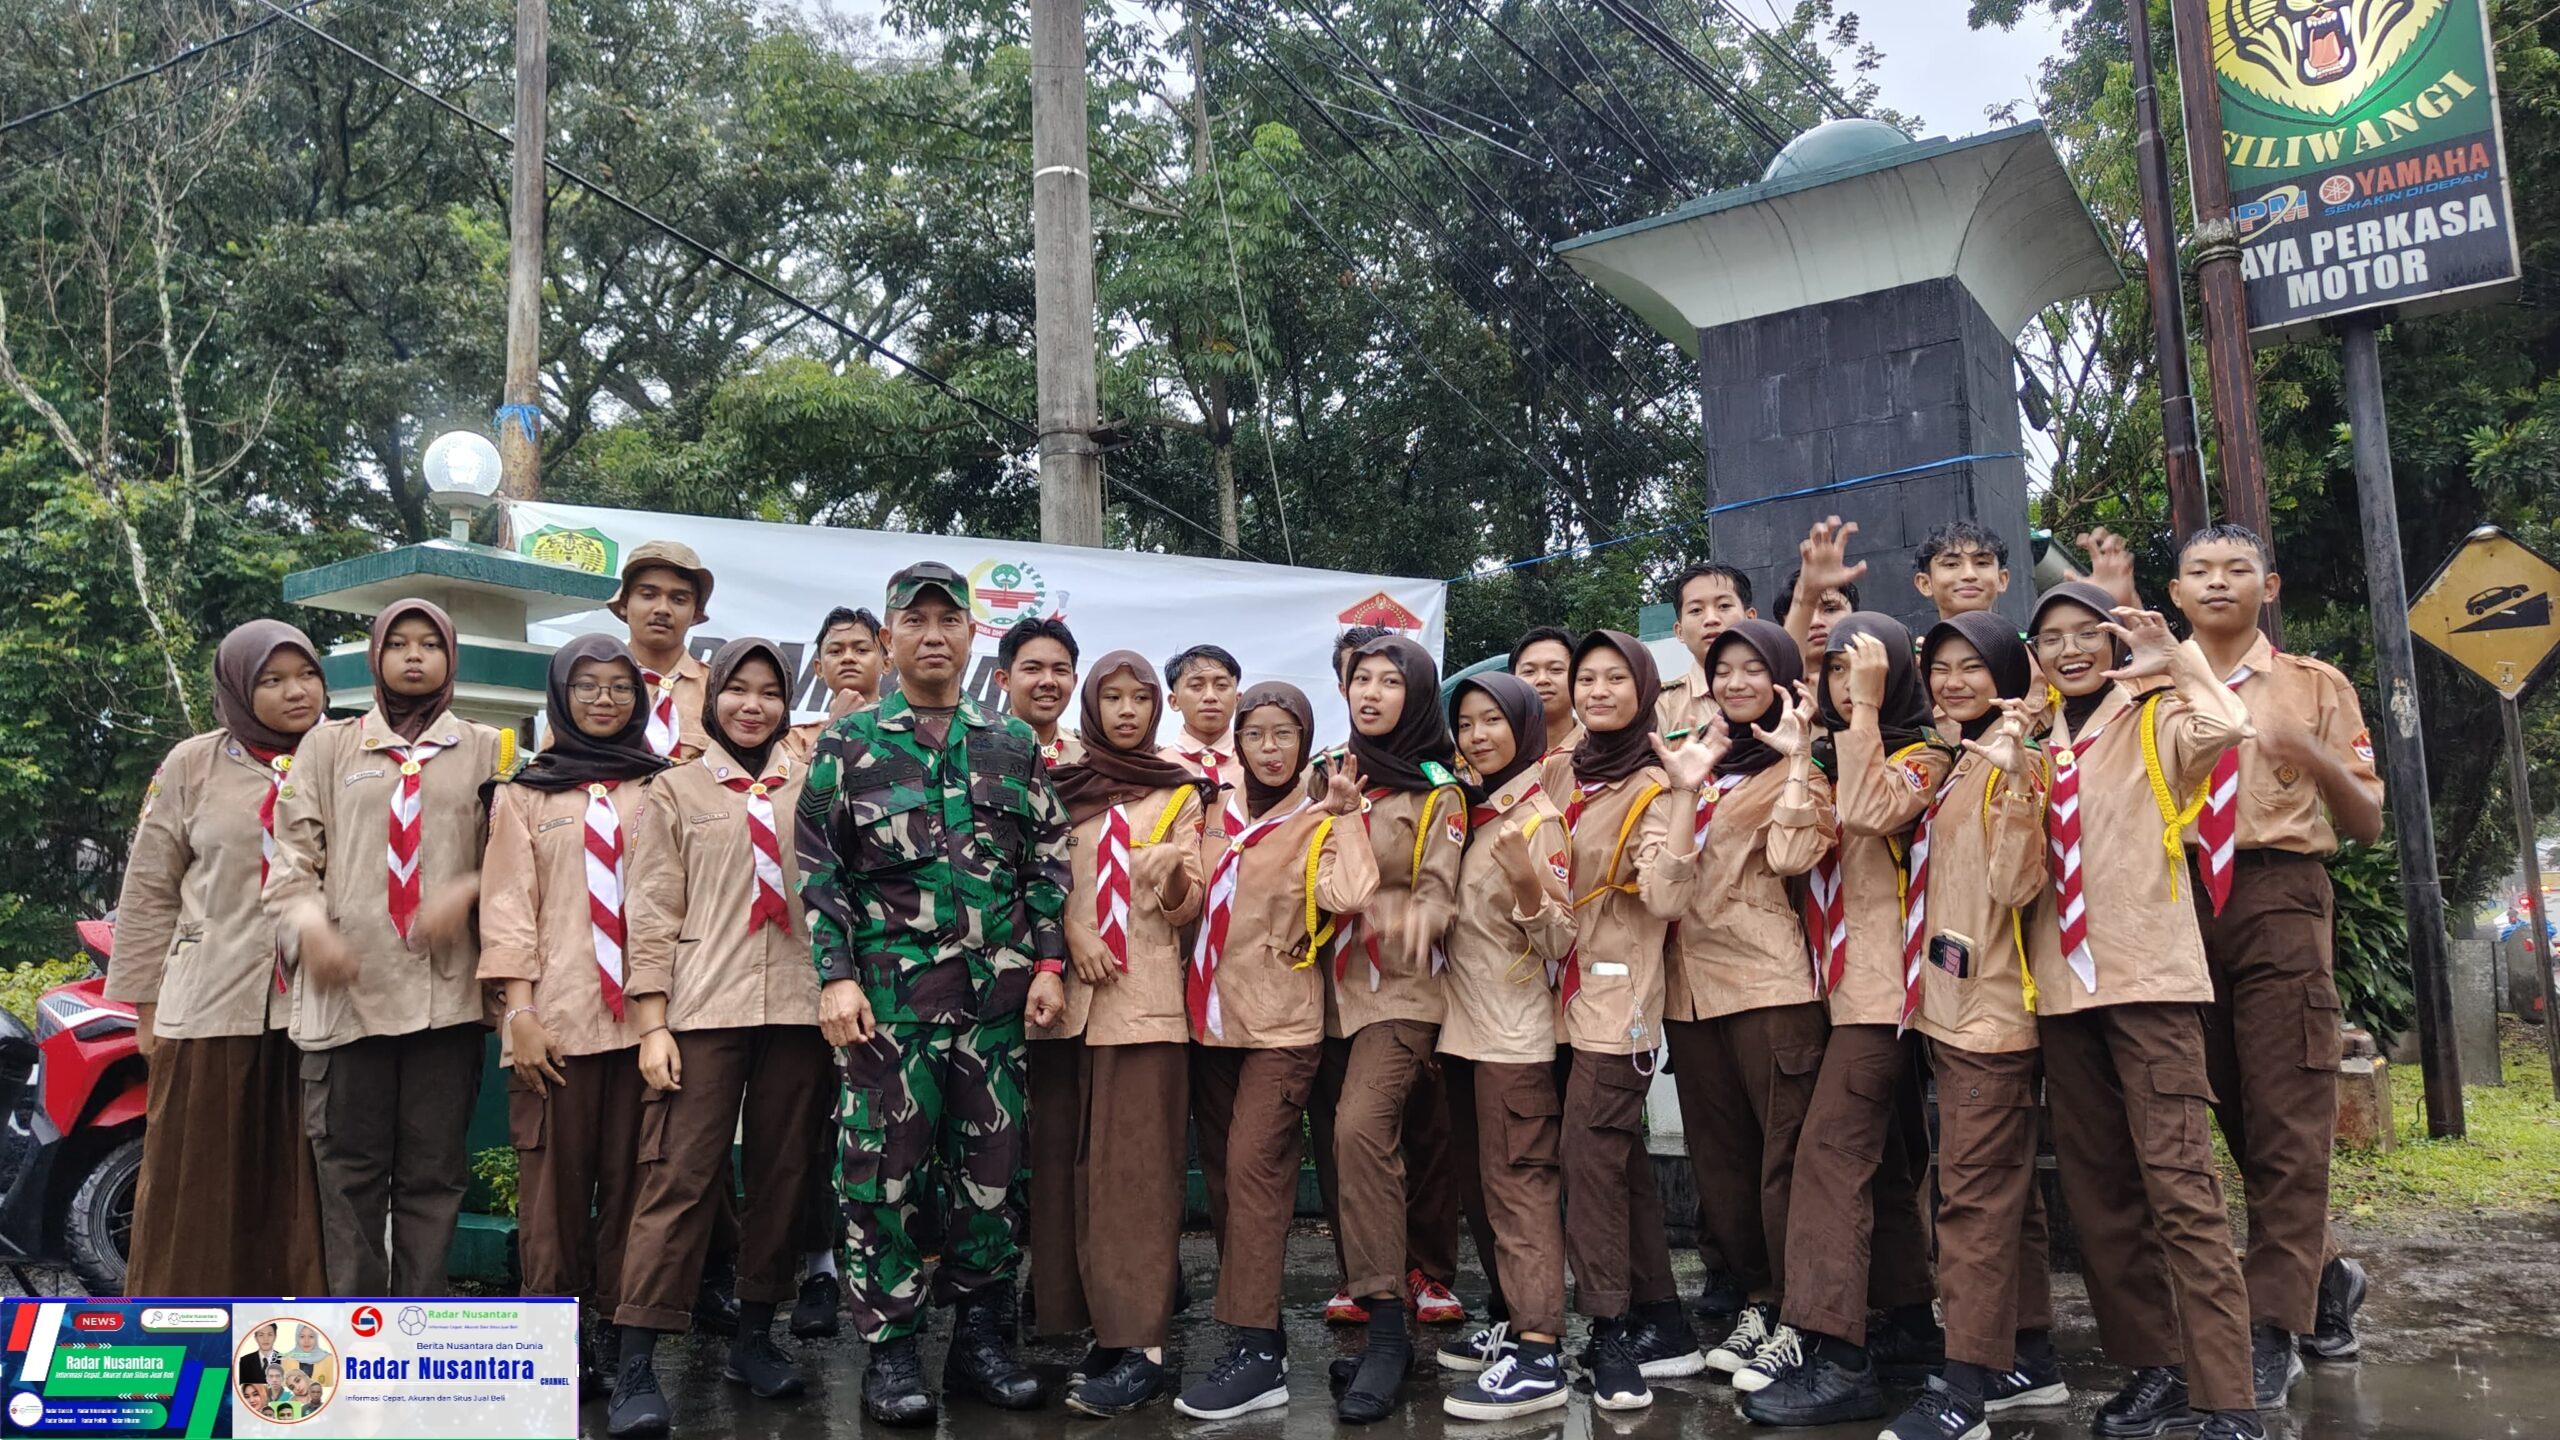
[1977, 760, 2038, 1013]
[1412, 785, 1463, 884]
[1298, 816, 1339, 968]
[1573, 781, 1664, 909]
[1140, 793, 1188, 849]
[1502, 811, 1554, 986]
[2136, 693, 2210, 900]
[495, 727, 518, 776]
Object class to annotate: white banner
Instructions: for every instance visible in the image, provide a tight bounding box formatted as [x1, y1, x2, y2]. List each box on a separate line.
[505, 501, 1448, 749]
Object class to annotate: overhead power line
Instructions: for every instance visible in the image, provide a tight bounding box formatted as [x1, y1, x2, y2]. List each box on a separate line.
[1590, 0, 1789, 153]
[1702, 0, 1861, 121]
[0, 0, 335, 138]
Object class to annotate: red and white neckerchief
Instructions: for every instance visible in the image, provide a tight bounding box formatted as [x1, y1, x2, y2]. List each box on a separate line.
[1467, 778, 1541, 833]
[711, 760, 791, 935]
[2196, 662, 2256, 916]
[384, 736, 449, 942]
[1804, 847, 1847, 999]
[1183, 745, 1243, 835]
[1898, 774, 1958, 1033]
[583, 780, 631, 1020]
[1187, 800, 1311, 1039]
[2047, 711, 2120, 998]
[1040, 735, 1075, 771]
[640, 668, 684, 757]
[1095, 803, 1135, 971]
[250, 745, 293, 993]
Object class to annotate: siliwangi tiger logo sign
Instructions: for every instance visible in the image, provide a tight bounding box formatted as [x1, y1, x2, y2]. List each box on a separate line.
[2217, 0, 2445, 117]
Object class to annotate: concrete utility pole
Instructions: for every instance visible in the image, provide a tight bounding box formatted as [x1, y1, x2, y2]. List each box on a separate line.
[2128, 0, 2208, 546]
[498, 0, 547, 500]
[2169, 0, 2276, 639]
[1030, 0, 1106, 546]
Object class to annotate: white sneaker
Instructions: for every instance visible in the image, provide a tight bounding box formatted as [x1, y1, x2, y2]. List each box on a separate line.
[1706, 1303, 1776, 1374]
[1731, 1323, 1803, 1394]
[1443, 1348, 1568, 1421]
[1436, 1321, 1511, 1373]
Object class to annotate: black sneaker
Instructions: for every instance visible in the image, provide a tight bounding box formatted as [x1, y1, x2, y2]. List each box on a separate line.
[691, 1256, 741, 1337]
[2304, 1256, 2367, 1360]
[1731, 1321, 1804, 1394]
[2250, 1324, 2303, 1408]
[1437, 1322, 1512, 1373]
[724, 1329, 806, 1400]
[1692, 1265, 1747, 1328]
[1739, 1337, 1888, 1427]
[1444, 1345, 1568, 1420]
[1623, 1299, 1708, 1378]
[1706, 1302, 1777, 1375]
[578, 1316, 610, 1399]
[2094, 1365, 2201, 1439]
[790, 1271, 841, 1339]
[1588, 1320, 1651, 1411]
[1067, 1349, 1172, 1417]
[1982, 1350, 2070, 1413]
[863, 1335, 937, 1429]
[1880, 1376, 1990, 1440]
[2199, 1410, 2267, 1440]
[1868, 1307, 1948, 1384]
[606, 1345, 672, 1437]
[1073, 1345, 1128, 1382]
[1175, 1329, 1289, 1420]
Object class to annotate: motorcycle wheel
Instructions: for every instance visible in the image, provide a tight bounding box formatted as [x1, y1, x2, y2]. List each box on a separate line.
[65, 1135, 141, 1297]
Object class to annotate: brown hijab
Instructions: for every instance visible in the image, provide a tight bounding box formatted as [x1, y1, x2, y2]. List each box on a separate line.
[1050, 651, 1211, 827]
[1921, 611, 2035, 741]
[1569, 630, 1662, 787]
[369, 599, 457, 743]
[1345, 634, 1455, 794]
[702, 637, 791, 779]
[2032, 581, 2127, 734]
[214, 619, 323, 757]
[1448, 672, 1547, 801]
[1706, 618, 1805, 779]
[1232, 681, 1316, 819]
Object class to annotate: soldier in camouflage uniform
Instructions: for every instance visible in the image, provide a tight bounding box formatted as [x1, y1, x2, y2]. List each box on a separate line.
[797, 560, 1071, 1428]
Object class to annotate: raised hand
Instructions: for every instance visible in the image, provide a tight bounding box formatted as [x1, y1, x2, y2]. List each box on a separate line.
[1650, 712, 1731, 790]
[1752, 687, 1812, 759]
[1844, 632, 1890, 712]
[2100, 606, 2178, 682]
[1799, 515, 1870, 592]
[1319, 756, 1367, 816]
[2078, 527, 2140, 608]
[1132, 839, 1184, 891]
[1959, 696, 2035, 775]
[1488, 819, 1538, 889]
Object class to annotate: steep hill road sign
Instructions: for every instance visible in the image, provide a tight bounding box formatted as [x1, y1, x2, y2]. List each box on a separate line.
[2409, 526, 2560, 697]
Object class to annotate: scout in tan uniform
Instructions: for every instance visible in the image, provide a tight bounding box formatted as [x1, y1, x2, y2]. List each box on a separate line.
[2024, 582, 2259, 1440]
[1022, 652, 1207, 1415]
[997, 617, 1084, 767]
[1430, 675, 1577, 1421]
[1648, 619, 1836, 1381]
[115, 621, 330, 1298]
[1737, 613, 1941, 1423]
[610, 540, 716, 762]
[1548, 631, 1704, 1411]
[783, 606, 885, 767]
[1876, 611, 2066, 1440]
[1509, 626, 1584, 804]
[1314, 634, 1467, 1424]
[607, 639, 832, 1437]
[1177, 683, 1377, 1422]
[478, 635, 667, 1392]
[264, 599, 506, 1296]
[2169, 526, 2385, 1390]
[1656, 562, 1758, 737]
[1160, 643, 1244, 837]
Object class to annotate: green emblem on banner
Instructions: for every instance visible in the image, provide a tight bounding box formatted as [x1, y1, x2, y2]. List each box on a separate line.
[522, 524, 618, 577]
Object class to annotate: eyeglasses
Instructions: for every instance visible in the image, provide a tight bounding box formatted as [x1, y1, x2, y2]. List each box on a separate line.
[1238, 725, 1302, 749]
[569, 682, 640, 702]
[2030, 625, 2110, 656]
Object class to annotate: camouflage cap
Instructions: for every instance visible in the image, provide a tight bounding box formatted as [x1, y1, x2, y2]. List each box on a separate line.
[610, 539, 715, 618]
[886, 560, 971, 614]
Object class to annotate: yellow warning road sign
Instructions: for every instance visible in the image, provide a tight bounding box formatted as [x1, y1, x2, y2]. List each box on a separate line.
[2409, 526, 2560, 698]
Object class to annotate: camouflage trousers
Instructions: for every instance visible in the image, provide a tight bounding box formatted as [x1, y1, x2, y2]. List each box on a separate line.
[836, 1014, 1028, 1343]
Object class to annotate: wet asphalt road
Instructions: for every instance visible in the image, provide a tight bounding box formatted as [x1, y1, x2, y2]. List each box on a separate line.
[589, 1229, 2560, 1440]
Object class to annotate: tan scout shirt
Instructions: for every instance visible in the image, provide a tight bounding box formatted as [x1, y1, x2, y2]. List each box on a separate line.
[1438, 775, 1575, 1064]
[1036, 731, 1088, 771]
[1161, 733, 1244, 835]
[1914, 751, 2051, 1054]
[1326, 785, 1468, 1038]
[1655, 658, 1715, 738]
[1827, 729, 1951, 1028]
[2180, 635, 2381, 857]
[264, 710, 507, 1051]
[782, 692, 880, 767]
[1536, 725, 1584, 805]
[109, 731, 295, 1037]
[625, 744, 820, 1030]
[1198, 800, 1381, 1050]
[1032, 788, 1206, 1045]
[635, 651, 711, 761]
[1656, 765, 1837, 1023]
[2026, 679, 2248, 1016]
[1560, 768, 1695, 1056]
[478, 782, 653, 1059]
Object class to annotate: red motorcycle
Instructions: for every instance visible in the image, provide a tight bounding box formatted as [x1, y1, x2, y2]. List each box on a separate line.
[0, 919, 148, 1294]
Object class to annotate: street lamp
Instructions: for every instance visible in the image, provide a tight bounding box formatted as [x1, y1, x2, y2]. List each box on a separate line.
[421, 430, 504, 542]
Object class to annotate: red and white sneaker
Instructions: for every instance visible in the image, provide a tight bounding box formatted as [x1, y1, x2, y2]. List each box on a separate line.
[1323, 1289, 1371, 1325]
[1410, 1270, 1466, 1325]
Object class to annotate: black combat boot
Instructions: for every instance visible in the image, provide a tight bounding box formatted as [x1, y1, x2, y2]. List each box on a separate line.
[943, 1282, 1043, 1410]
[862, 1335, 936, 1428]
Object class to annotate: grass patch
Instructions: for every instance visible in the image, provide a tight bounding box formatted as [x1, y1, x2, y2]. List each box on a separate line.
[2330, 1019, 2560, 1219]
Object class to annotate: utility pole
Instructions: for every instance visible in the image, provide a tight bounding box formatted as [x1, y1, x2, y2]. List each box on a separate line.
[2128, 0, 2207, 546]
[1030, 0, 1105, 547]
[497, 0, 547, 500]
[2168, 0, 2276, 639]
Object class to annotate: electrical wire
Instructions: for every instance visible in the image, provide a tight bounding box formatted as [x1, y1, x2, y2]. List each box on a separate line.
[1592, 0, 1789, 153]
[1699, 0, 1860, 121]
[0, 0, 335, 138]
[1436, 0, 1686, 195]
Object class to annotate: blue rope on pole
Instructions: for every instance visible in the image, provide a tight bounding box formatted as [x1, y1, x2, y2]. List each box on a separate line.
[496, 404, 543, 445]
[1447, 451, 2025, 584]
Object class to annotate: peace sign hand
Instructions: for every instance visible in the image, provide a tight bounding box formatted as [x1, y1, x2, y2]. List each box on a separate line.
[1318, 756, 1367, 816]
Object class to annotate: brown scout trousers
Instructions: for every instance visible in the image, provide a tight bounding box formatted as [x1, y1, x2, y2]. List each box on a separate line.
[2195, 851, 2343, 1336]
[1045, 1042, 1189, 1349]
[1192, 1045, 1321, 1328]
[1560, 1047, 1681, 1319]
[615, 1026, 832, 1332]
[1310, 1031, 1462, 1292]
[301, 1022, 486, 1296]
[1026, 1036, 1084, 1336]
[130, 1031, 329, 1298]
[2040, 1002, 2254, 1414]
[1779, 1023, 1937, 1345]
[1929, 1043, 2054, 1370]
[1662, 1002, 1829, 1297]
[1320, 1020, 1454, 1298]
[1443, 1057, 1568, 1338]
[512, 1050, 647, 1316]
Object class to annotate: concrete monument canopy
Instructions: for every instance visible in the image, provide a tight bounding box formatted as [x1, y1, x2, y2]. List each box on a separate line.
[1554, 120, 2122, 354]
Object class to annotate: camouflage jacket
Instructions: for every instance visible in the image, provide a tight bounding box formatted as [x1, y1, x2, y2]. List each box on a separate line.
[797, 692, 1070, 1024]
